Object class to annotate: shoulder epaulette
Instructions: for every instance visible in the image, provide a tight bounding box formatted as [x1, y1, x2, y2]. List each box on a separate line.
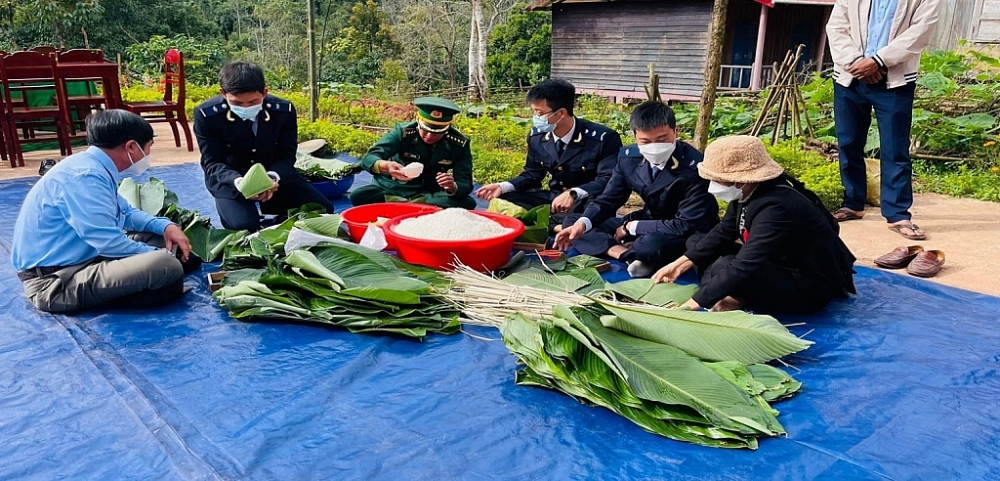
[529, 126, 546, 137]
[402, 121, 419, 137]
[581, 120, 617, 142]
[619, 145, 643, 158]
[446, 133, 469, 147]
[264, 97, 294, 113]
[197, 97, 228, 118]
[446, 128, 469, 147]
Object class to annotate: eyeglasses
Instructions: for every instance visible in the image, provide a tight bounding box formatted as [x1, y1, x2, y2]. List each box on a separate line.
[533, 109, 560, 118]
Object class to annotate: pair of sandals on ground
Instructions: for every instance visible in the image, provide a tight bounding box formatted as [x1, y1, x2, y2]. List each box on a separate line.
[833, 207, 926, 241]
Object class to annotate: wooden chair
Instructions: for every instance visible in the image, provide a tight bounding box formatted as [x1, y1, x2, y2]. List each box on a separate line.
[123, 49, 193, 151]
[0, 51, 73, 167]
[56, 49, 116, 135]
[0, 50, 7, 163]
[30, 46, 60, 56]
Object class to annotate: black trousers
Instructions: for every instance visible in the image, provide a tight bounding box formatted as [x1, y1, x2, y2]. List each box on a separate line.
[563, 213, 688, 269]
[500, 190, 588, 226]
[687, 233, 834, 314]
[216, 176, 335, 232]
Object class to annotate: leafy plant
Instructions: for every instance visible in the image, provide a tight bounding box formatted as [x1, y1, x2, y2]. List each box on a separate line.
[501, 307, 801, 449]
[125, 35, 227, 86]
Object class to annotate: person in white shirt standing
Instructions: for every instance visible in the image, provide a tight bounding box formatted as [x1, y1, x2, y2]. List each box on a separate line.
[826, 0, 940, 240]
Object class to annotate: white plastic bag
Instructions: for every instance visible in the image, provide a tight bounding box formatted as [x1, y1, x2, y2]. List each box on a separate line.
[360, 224, 388, 251]
[284, 227, 351, 254]
[401, 162, 424, 178]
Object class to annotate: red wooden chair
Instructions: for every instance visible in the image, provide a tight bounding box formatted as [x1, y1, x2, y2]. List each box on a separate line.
[56, 49, 117, 135]
[123, 49, 193, 151]
[30, 46, 60, 56]
[0, 51, 73, 167]
[0, 51, 7, 163]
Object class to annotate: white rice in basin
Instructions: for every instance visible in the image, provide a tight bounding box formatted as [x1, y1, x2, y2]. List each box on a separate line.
[393, 208, 513, 241]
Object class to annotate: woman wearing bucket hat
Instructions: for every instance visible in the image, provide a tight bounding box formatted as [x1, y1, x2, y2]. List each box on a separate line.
[652, 136, 857, 314]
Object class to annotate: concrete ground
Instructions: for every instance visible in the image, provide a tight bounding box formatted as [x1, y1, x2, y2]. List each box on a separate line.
[4, 123, 999, 297]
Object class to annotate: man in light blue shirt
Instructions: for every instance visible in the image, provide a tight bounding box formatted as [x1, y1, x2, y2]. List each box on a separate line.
[11, 110, 194, 313]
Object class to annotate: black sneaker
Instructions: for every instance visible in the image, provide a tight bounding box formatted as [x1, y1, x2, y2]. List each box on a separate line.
[38, 158, 57, 176]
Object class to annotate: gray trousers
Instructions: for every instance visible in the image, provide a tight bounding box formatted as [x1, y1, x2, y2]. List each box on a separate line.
[20, 234, 185, 313]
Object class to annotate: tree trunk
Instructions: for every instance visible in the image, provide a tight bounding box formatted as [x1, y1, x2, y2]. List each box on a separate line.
[468, 0, 487, 101]
[694, 0, 729, 152]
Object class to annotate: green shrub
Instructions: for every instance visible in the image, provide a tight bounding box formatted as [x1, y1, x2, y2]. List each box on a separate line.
[124, 35, 226, 86]
[766, 141, 844, 211]
[472, 146, 525, 185]
[297, 121, 380, 158]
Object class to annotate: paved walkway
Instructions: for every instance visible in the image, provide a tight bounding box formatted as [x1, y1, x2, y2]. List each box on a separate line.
[4, 124, 998, 296]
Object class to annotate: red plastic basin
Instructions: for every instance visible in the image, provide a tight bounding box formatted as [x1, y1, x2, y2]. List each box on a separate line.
[341, 203, 442, 249]
[382, 211, 525, 272]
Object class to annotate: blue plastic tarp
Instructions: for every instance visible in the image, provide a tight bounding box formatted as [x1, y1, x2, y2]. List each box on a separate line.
[0, 164, 998, 480]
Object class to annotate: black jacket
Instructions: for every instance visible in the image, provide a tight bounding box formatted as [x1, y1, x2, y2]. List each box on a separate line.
[581, 141, 720, 237]
[685, 175, 857, 308]
[194, 94, 301, 199]
[508, 118, 622, 197]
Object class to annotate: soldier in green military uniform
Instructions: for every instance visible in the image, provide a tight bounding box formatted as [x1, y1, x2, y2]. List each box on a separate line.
[349, 97, 477, 209]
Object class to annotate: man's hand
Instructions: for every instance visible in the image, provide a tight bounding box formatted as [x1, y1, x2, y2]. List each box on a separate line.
[380, 161, 412, 182]
[847, 57, 881, 80]
[614, 222, 631, 242]
[250, 180, 279, 202]
[553, 221, 587, 250]
[476, 183, 503, 200]
[437, 172, 457, 194]
[163, 224, 192, 262]
[551, 191, 575, 214]
[861, 69, 884, 84]
[652, 256, 694, 284]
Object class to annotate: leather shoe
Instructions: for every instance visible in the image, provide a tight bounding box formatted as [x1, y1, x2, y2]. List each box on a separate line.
[906, 250, 945, 278]
[874, 245, 924, 269]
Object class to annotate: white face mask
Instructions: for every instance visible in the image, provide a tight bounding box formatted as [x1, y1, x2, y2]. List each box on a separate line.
[123, 143, 152, 177]
[230, 103, 263, 121]
[708, 181, 743, 202]
[637, 142, 676, 166]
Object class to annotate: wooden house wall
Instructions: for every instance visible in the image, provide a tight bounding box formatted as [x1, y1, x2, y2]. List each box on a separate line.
[972, 0, 1000, 44]
[550, 0, 714, 98]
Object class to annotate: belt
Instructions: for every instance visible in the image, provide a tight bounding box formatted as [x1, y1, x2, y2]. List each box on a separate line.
[17, 266, 66, 282]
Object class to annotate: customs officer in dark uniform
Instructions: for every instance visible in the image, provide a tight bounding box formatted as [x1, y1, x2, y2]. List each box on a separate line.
[555, 101, 719, 278]
[477, 79, 622, 225]
[194, 62, 334, 232]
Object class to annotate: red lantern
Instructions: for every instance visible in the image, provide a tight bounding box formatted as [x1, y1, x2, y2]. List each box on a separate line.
[165, 48, 180, 63]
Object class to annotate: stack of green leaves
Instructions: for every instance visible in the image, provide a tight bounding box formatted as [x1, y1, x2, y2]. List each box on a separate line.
[294, 151, 364, 182]
[501, 305, 805, 449]
[239, 163, 275, 198]
[487, 198, 550, 245]
[214, 242, 461, 338]
[118, 177, 246, 262]
[221, 203, 334, 270]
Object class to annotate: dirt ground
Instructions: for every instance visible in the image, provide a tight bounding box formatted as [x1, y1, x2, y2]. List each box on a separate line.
[4, 123, 999, 297]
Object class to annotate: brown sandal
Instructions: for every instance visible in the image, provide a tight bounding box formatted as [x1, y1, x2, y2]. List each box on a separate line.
[888, 221, 927, 241]
[833, 208, 865, 222]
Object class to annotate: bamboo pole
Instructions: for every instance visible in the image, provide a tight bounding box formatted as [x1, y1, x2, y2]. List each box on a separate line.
[306, 0, 318, 122]
[694, 0, 729, 151]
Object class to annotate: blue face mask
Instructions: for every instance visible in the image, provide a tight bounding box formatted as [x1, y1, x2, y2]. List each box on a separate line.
[230, 103, 263, 121]
[532, 113, 558, 133]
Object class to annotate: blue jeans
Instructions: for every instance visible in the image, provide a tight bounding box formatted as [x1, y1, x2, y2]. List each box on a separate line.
[834, 80, 916, 223]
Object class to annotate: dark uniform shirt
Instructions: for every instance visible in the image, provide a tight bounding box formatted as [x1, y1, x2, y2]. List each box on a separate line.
[360, 121, 474, 199]
[508, 118, 622, 197]
[194, 94, 299, 200]
[582, 141, 720, 237]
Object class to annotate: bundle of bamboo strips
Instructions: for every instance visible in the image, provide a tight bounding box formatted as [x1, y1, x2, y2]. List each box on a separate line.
[749, 45, 816, 143]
